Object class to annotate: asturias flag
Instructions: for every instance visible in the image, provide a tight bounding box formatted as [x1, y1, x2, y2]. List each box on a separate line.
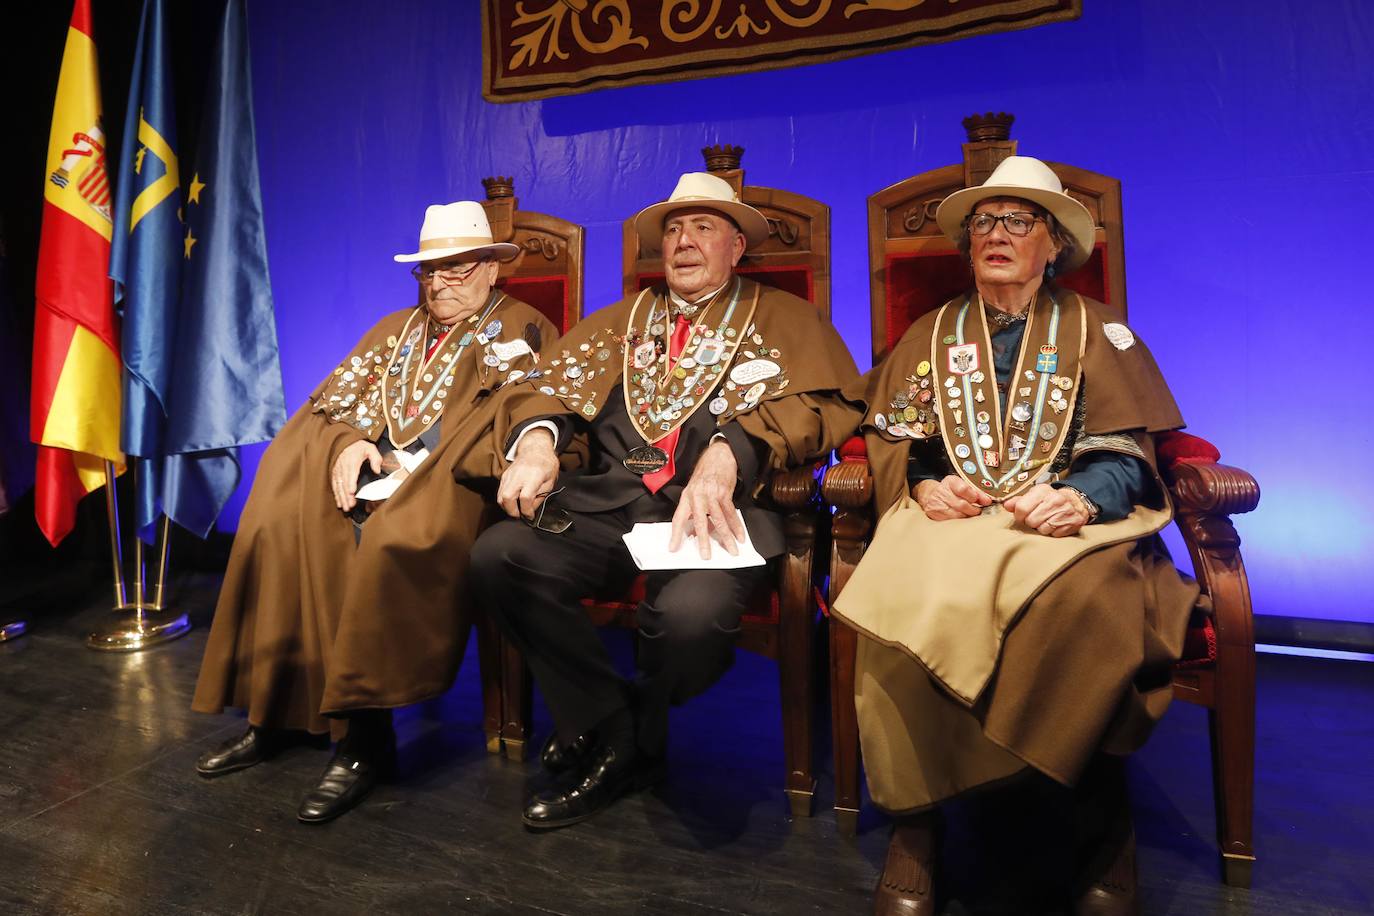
[109, 0, 182, 541]
[163, 0, 286, 537]
[32, 0, 123, 547]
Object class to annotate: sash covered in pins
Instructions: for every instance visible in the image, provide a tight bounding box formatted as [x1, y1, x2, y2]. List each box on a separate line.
[524, 280, 807, 455]
[926, 293, 1086, 502]
[618, 277, 759, 472]
[313, 291, 508, 448]
[382, 293, 505, 448]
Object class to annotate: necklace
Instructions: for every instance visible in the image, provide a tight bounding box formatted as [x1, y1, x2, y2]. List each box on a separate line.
[985, 300, 1030, 329]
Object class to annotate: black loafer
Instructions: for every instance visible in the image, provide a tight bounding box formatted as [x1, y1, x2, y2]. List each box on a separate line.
[296, 751, 388, 824]
[196, 727, 275, 778]
[522, 744, 664, 831]
[540, 731, 594, 776]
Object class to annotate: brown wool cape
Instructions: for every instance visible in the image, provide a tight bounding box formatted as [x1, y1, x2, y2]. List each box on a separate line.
[192, 295, 559, 737]
[831, 288, 1201, 813]
[450, 277, 860, 493]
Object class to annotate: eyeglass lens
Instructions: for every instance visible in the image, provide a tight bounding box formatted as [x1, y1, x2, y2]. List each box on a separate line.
[968, 212, 1039, 237]
[412, 261, 481, 283]
[523, 488, 571, 534]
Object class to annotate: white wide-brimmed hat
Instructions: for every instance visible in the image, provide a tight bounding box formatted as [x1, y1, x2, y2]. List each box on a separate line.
[935, 156, 1095, 269]
[393, 201, 521, 263]
[633, 172, 771, 253]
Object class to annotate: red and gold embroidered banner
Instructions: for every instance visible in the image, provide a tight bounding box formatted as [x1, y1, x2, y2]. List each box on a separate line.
[482, 0, 1080, 102]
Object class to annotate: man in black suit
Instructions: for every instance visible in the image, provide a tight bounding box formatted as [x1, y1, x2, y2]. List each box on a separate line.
[465, 172, 857, 828]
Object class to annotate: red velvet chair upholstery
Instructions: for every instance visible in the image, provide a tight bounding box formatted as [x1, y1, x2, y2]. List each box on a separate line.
[822, 115, 1260, 887]
[469, 178, 586, 756]
[494, 146, 833, 816]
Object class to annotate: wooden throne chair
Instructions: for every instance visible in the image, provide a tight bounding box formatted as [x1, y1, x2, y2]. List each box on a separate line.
[470, 176, 585, 758]
[494, 145, 833, 817]
[821, 114, 1260, 887]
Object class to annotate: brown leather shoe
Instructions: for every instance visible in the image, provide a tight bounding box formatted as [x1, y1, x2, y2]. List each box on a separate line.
[873, 813, 938, 915]
[1071, 819, 1138, 916]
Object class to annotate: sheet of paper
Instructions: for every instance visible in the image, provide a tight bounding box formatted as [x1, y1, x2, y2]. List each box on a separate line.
[356, 448, 428, 502]
[621, 511, 766, 571]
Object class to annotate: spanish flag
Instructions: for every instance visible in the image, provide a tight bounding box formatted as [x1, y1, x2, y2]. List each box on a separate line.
[32, 0, 123, 546]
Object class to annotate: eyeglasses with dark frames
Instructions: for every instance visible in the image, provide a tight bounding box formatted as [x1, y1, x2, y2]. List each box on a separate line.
[965, 211, 1045, 238]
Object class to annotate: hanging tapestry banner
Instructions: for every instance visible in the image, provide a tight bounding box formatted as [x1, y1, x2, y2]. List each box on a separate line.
[482, 1, 1081, 103]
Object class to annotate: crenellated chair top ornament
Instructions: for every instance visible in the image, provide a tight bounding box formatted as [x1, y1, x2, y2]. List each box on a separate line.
[702, 144, 744, 174]
[482, 176, 515, 200]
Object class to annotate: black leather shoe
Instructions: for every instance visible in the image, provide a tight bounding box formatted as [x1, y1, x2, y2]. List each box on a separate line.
[196, 727, 276, 778]
[873, 814, 940, 915]
[522, 743, 663, 830]
[1071, 820, 1139, 916]
[540, 731, 594, 776]
[296, 751, 388, 824]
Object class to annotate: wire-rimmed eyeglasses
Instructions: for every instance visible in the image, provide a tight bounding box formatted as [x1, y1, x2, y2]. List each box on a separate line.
[410, 260, 486, 286]
[521, 487, 572, 534]
[965, 211, 1045, 238]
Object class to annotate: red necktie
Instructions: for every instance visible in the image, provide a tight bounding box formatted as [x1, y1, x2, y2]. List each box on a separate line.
[425, 326, 450, 359]
[642, 314, 692, 494]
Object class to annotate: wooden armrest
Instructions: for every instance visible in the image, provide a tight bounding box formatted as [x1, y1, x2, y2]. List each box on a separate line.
[1167, 462, 1260, 518]
[821, 458, 873, 510]
[768, 463, 821, 511]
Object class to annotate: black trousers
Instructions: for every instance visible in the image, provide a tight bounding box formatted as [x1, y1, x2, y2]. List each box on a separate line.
[469, 497, 769, 757]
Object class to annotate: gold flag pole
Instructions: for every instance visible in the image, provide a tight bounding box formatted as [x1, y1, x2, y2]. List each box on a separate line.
[104, 459, 130, 609]
[87, 462, 191, 651]
[151, 514, 171, 609]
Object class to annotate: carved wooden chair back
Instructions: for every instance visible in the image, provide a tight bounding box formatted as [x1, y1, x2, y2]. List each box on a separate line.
[867, 112, 1124, 362]
[824, 114, 1259, 887]
[622, 144, 831, 322]
[481, 176, 584, 334]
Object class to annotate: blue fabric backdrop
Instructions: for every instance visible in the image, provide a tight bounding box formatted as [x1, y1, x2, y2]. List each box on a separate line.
[239, 0, 1374, 623]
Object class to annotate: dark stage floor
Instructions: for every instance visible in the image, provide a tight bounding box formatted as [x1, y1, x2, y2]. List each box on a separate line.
[1, 576, 1371, 915]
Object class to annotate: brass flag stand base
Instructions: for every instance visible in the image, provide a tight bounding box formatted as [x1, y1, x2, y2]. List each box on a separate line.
[87, 608, 190, 652]
[86, 462, 192, 652]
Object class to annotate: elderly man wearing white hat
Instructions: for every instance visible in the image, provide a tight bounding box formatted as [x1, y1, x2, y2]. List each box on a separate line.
[830, 156, 1197, 915]
[456, 172, 857, 829]
[191, 202, 559, 824]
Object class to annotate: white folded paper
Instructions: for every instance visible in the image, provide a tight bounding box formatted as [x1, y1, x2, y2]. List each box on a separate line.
[356, 448, 429, 502]
[621, 511, 766, 571]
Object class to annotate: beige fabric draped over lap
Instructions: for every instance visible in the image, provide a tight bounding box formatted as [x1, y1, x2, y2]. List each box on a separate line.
[192, 298, 558, 739]
[831, 289, 1199, 813]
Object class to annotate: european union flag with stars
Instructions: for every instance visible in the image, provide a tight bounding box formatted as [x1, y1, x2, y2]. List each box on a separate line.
[164, 0, 286, 538]
[111, 0, 285, 541]
[109, 0, 182, 540]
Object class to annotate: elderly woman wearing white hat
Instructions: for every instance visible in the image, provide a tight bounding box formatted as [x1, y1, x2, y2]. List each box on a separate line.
[192, 202, 559, 824]
[831, 157, 1199, 915]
